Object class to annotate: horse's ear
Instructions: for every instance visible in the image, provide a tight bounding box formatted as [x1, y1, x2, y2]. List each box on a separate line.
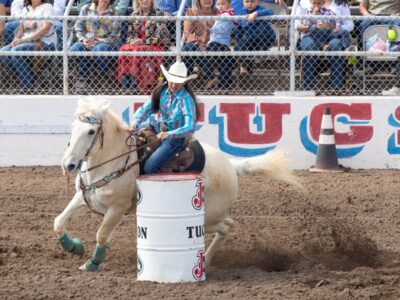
[98, 101, 111, 116]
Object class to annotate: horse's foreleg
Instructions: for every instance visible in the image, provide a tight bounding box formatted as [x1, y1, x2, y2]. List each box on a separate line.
[79, 206, 125, 272]
[54, 192, 87, 257]
[205, 217, 234, 269]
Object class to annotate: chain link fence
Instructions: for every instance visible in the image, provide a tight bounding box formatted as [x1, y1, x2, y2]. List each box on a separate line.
[0, 13, 399, 96]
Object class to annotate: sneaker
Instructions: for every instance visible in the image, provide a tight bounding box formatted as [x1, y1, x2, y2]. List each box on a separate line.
[120, 75, 137, 90]
[75, 80, 89, 95]
[382, 86, 400, 96]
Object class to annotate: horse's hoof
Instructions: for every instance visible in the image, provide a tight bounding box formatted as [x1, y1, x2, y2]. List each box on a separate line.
[71, 237, 84, 257]
[79, 259, 99, 272]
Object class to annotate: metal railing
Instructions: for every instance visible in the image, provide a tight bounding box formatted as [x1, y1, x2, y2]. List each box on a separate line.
[0, 8, 398, 96]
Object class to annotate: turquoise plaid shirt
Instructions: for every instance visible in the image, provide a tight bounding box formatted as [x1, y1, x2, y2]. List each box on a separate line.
[75, 3, 121, 44]
[133, 87, 197, 139]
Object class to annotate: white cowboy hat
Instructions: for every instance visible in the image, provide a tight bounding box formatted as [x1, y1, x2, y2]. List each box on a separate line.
[160, 61, 197, 84]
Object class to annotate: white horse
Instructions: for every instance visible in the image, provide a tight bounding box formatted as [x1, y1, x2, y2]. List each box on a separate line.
[54, 98, 301, 271]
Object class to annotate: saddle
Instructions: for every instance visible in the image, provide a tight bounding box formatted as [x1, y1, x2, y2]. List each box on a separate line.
[135, 129, 205, 174]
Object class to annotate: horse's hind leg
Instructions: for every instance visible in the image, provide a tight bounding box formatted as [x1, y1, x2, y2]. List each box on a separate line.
[54, 192, 87, 257]
[205, 217, 234, 269]
[79, 206, 126, 272]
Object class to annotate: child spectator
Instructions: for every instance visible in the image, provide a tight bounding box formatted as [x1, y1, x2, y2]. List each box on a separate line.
[203, 0, 235, 89]
[304, 0, 340, 49]
[234, 0, 276, 74]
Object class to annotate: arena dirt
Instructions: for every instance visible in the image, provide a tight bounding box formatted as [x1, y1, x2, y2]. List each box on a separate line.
[1, 167, 400, 299]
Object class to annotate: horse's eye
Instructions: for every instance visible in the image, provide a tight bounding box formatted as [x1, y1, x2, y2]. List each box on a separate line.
[88, 129, 96, 135]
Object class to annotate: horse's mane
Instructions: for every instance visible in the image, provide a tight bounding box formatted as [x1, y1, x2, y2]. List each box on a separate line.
[75, 101, 127, 135]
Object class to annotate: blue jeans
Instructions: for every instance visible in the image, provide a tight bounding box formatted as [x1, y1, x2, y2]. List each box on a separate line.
[300, 35, 345, 90]
[144, 137, 186, 174]
[181, 43, 206, 74]
[0, 42, 56, 89]
[69, 41, 115, 77]
[234, 22, 276, 52]
[203, 42, 234, 89]
[4, 21, 63, 50]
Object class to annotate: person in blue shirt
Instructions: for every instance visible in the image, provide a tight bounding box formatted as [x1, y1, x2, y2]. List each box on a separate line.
[203, 0, 235, 90]
[130, 61, 200, 174]
[234, 0, 276, 73]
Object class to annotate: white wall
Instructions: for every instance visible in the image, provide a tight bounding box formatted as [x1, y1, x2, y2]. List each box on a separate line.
[1, 95, 400, 169]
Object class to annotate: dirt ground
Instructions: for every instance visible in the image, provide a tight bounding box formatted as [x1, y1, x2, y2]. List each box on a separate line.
[1, 167, 400, 299]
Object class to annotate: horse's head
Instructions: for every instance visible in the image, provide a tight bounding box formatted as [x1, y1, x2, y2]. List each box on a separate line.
[62, 98, 111, 175]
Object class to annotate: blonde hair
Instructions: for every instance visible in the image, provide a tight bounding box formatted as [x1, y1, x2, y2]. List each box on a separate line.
[133, 0, 158, 13]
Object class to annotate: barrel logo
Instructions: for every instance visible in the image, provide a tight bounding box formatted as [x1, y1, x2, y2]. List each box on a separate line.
[191, 179, 204, 210]
[137, 186, 142, 206]
[192, 250, 205, 280]
[137, 255, 143, 275]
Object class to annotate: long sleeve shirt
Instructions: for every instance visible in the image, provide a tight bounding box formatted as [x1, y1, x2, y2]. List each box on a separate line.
[209, 10, 233, 46]
[183, 7, 217, 49]
[235, 5, 273, 34]
[132, 87, 197, 139]
[74, 3, 121, 44]
[232, 0, 275, 15]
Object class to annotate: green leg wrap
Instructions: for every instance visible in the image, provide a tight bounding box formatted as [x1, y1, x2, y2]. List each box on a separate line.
[58, 233, 84, 257]
[84, 244, 107, 272]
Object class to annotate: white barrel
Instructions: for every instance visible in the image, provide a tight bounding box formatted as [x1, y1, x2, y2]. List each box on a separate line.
[136, 173, 205, 283]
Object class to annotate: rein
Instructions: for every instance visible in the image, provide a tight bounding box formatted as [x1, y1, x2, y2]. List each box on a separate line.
[74, 115, 159, 215]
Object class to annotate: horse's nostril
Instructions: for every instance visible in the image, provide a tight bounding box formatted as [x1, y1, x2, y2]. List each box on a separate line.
[67, 164, 76, 172]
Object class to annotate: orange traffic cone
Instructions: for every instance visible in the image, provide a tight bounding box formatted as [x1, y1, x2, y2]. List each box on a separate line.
[309, 106, 343, 172]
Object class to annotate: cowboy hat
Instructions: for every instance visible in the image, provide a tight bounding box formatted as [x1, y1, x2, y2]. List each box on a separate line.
[160, 61, 197, 84]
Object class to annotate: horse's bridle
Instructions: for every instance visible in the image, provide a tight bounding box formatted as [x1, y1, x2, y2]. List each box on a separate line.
[73, 114, 159, 215]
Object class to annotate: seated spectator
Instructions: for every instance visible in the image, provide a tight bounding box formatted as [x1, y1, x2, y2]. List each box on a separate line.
[77, 0, 129, 15]
[116, 0, 170, 93]
[231, 0, 285, 15]
[182, 0, 217, 74]
[5, 0, 65, 49]
[0, 0, 56, 90]
[203, 0, 235, 90]
[293, 0, 354, 92]
[303, 0, 339, 49]
[0, 0, 12, 37]
[69, 0, 121, 91]
[234, 0, 276, 74]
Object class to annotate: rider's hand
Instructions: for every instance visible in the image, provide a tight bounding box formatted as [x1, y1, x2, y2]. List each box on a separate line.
[157, 131, 169, 140]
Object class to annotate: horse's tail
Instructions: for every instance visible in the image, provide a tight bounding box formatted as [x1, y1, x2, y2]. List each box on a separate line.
[229, 150, 303, 189]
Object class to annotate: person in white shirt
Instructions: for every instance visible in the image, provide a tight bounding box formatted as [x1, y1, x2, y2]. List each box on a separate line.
[0, 0, 57, 89]
[4, 0, 65, 48]
[292, 0, 354, 93]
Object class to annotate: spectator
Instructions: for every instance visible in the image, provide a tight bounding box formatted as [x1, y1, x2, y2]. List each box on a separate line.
[359, 0, 400, 46]
[202, 0, 235, 90]
[182, 0, 217, 75]
[293, 0, 354, 93]
[0, 0, 57, 90]
[69, 0, 121, 91]
[5, 0, 65, 48]
[77, 0, 129, 15]
[231, 0, 285, 15]
[116, 0, 170, 93]
[0, 0, 12, 37]
[234, 0, 276, 74]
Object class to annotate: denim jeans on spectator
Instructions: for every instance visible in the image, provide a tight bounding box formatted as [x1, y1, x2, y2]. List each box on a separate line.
[234, 22, 276, 52]
[69, 41, 115, 77]
[143, 137, 186, 174]
[359, 19, 400, 49]
[181, 42, 206, 74]
[0, 42, 56, 89]
[202, 42, 234, 89]
[299, 35, 345, 91]
[4, 21, 63, 50]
